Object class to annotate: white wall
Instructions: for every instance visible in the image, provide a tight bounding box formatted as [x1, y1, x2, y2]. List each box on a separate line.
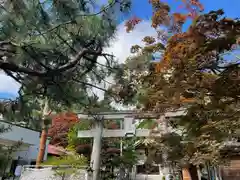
[0, 121, 40, 145]
[0, 121, 50, 162]
[13, 138, 50, 162]
[135, 175, 163, 180]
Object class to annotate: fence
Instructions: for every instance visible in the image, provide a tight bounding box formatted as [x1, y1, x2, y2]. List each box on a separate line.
[19, 165, 178, 180]
[19, 165, 91, 180]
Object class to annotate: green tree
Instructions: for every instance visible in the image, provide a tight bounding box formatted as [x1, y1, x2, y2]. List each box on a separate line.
[0, 125, 23, 178]
[0, 0, 131, 112]
[100, 138, 138, 180]
[0, 0, 131, 166]
[42, 151, 88, 180]
[0, 125, 9, 176]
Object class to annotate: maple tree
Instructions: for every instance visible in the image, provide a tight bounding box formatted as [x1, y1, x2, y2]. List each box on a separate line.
[137, 9, 240, 165]
[113, 0, 205, 105]
[126, 0, 203, 33]
[48, 112, 79, 147]
[111, 0, 240, 179]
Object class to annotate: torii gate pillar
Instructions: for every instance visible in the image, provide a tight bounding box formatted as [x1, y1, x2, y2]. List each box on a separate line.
[90, 119, 103, 180]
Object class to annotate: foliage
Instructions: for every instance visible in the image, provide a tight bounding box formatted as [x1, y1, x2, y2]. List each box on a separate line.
[48, 112, 79, 147]
[120, 138, 139, 167]
[67, 119, 93, 157]
[0, 0, 131, 116]
[100, 138, 139, 180]
[0, 95, 48, 131]
[125, 0, 203, 33]
[0, 0, 127, 164]
[0, 125, 11, 172]
[139, 10, 240, 165]
[42, 151, 87, 166]
[42, 151, 88, 177]
[0, 125, 23, 177]
[112, 1, 240, 169]
[0, 141, 8, 174]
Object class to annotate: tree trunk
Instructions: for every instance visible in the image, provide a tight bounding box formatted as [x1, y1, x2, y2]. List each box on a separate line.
[189, 164, 199, 180]
[36, 128, 48, 166]
[36, 98, 50, 166]
[182, 165, 199, 180]
[61, 173, 66, 180]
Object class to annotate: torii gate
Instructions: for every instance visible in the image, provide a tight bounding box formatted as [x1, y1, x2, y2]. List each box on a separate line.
[77, 110, 185, 180]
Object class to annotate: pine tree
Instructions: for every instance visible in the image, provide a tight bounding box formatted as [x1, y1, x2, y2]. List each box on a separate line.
[0, 0, 131, 112]
[0, 0, 132, 168]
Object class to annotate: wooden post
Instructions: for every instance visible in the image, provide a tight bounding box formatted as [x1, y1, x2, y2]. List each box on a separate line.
[90, 118, 103, 180]
[182, 168, 192, 180]
[182, 165, 199, 180]
[36, 98, 49, 166]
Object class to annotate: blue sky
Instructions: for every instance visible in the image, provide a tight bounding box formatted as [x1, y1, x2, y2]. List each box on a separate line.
[128, 0, 240, 30]
[0, 92, 16, 99]
[0, 0, 239, 99]
[130, 0, 240, 19]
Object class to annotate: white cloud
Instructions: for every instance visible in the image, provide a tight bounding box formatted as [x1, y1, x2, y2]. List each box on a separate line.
[94, 20, 156, 102]
[105, 20, 156, 64]
[0, 71, 20, 95]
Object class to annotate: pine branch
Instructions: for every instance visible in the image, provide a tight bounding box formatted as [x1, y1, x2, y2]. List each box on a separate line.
[57, 47, 102, 73]
[37, 0, 119, 35]
[0, 60, 43, 76]
[71, 78, 110, 93]
[0, 47, 107, 77]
